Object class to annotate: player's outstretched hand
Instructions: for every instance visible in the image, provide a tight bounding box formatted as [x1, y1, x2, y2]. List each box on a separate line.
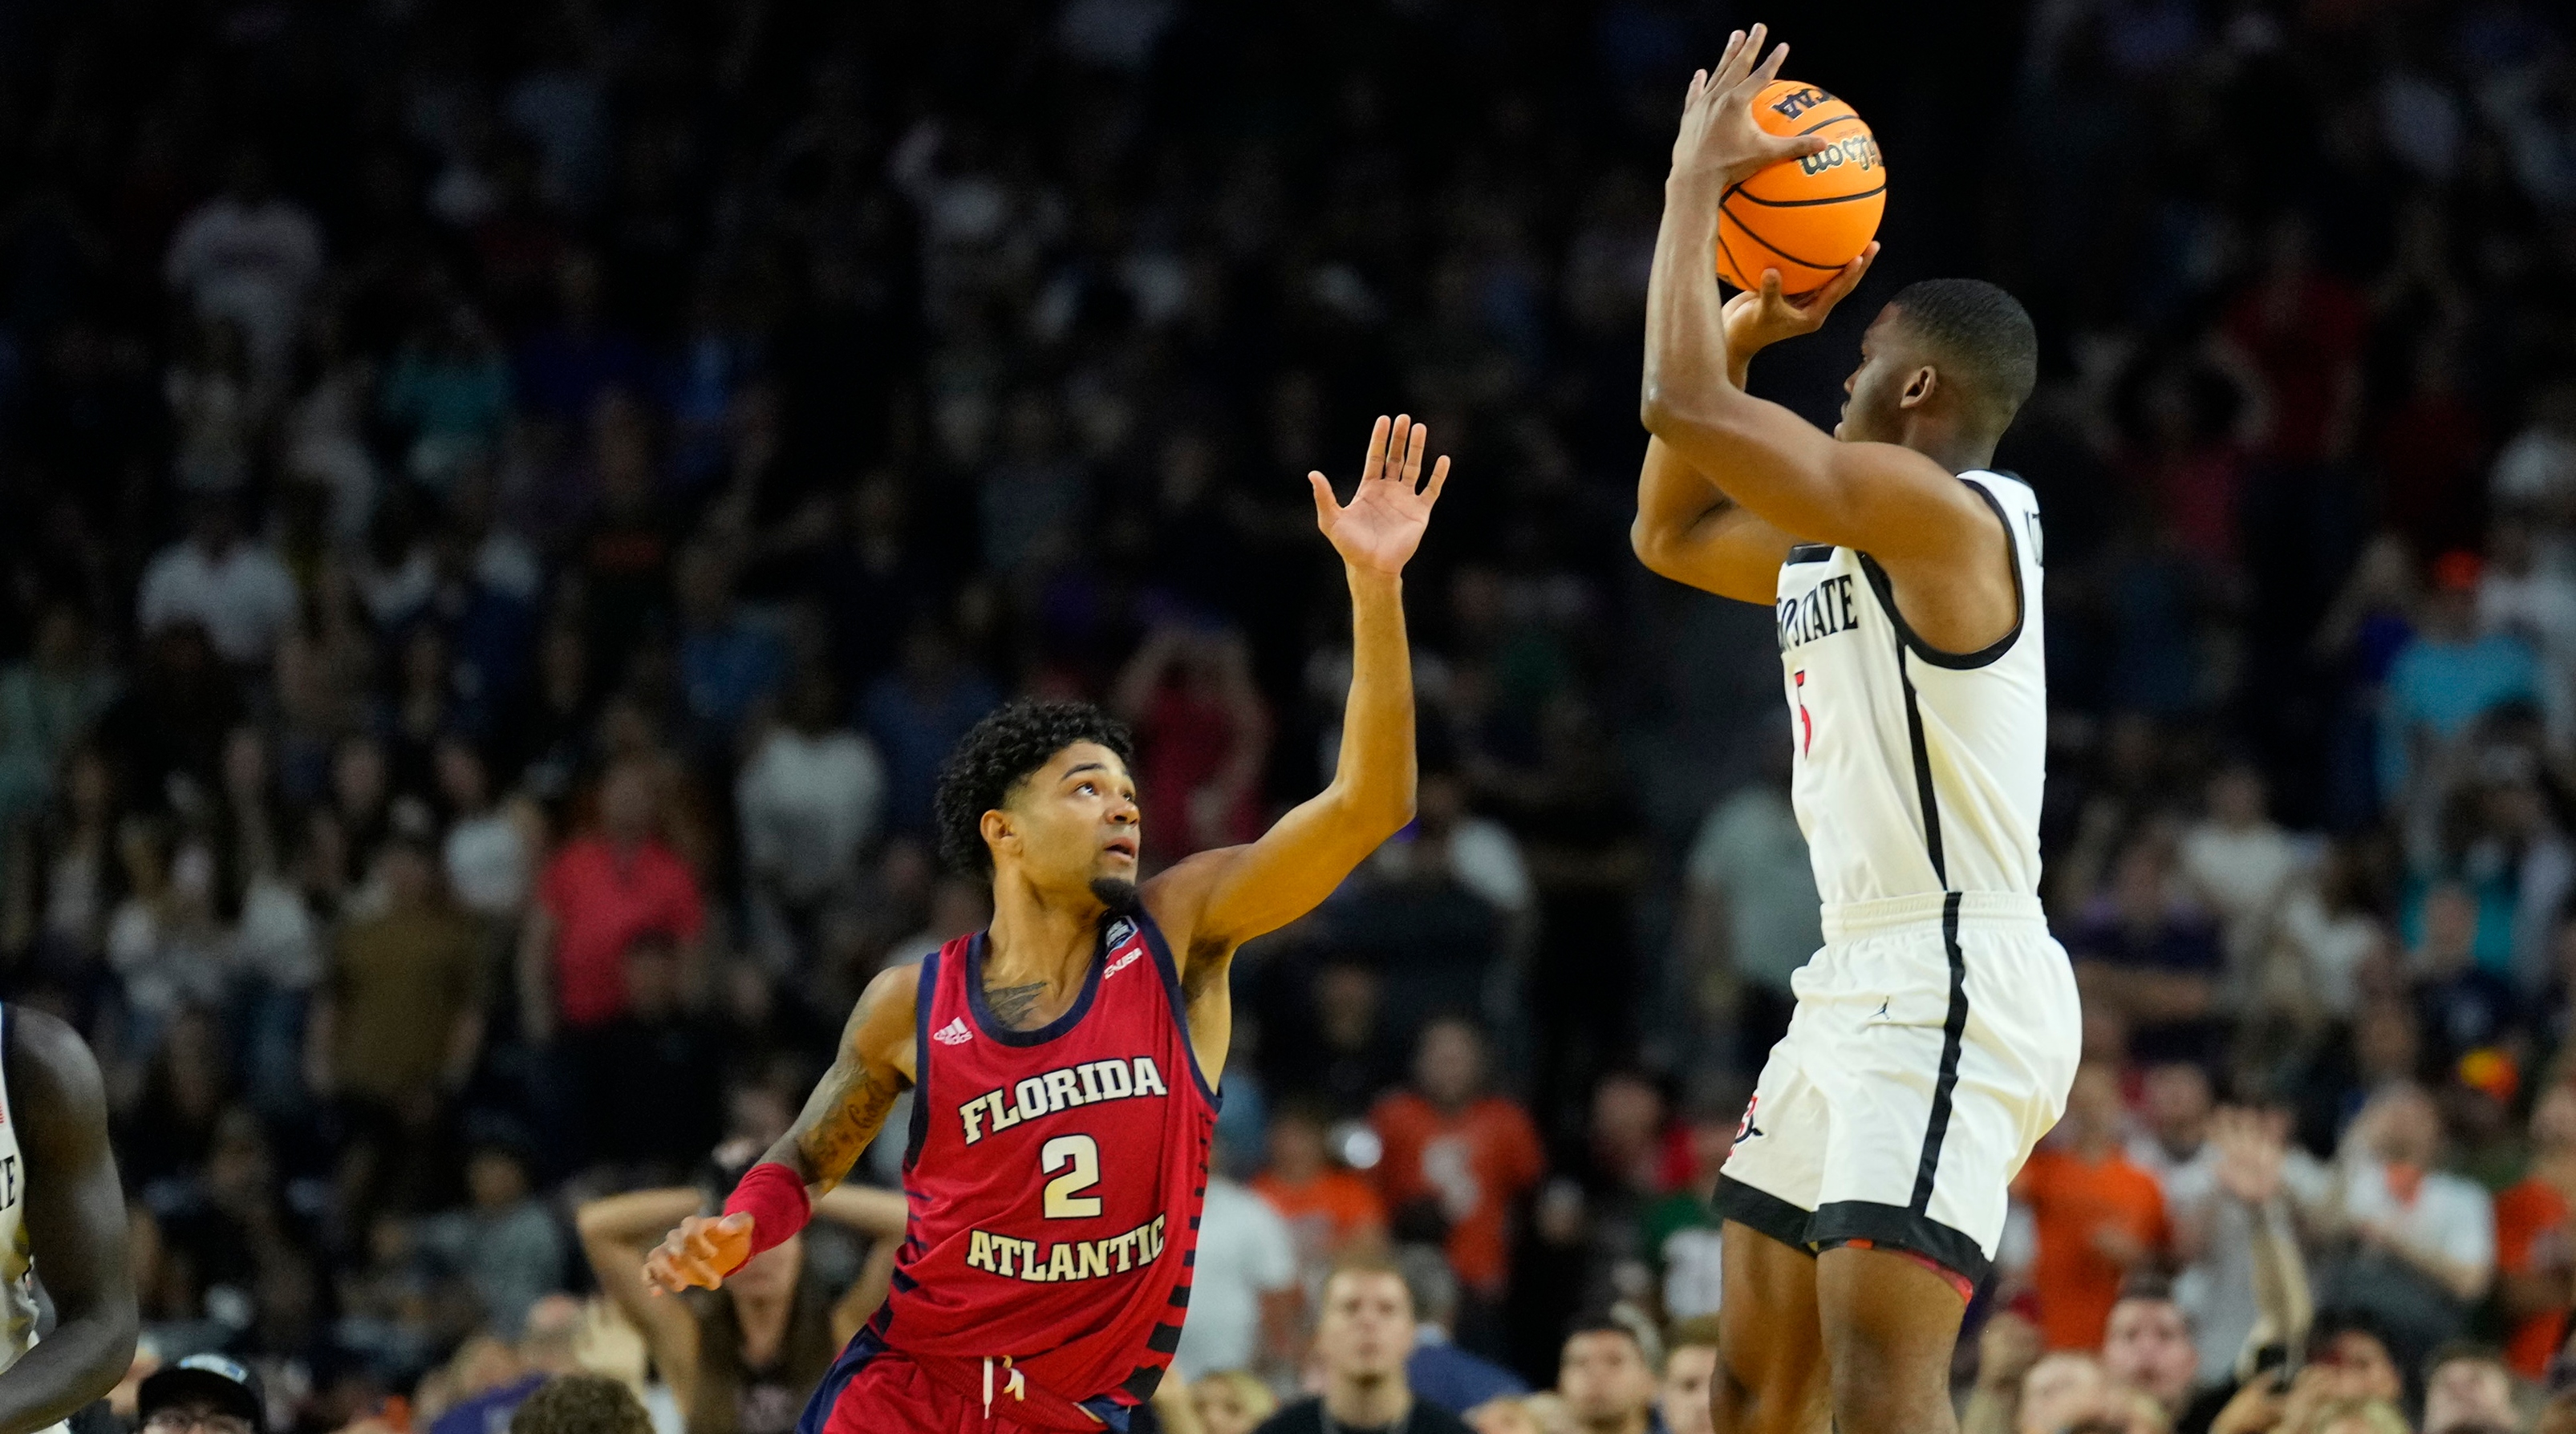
[1670, 24, 1832, 189]
[642, 1212, 753, 1294]
[1724, 242, 1878, 350]
[1310, 414, 1449, 577]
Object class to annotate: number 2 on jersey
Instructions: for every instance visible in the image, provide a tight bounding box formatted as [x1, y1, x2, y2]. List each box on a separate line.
[1041, 1134, 1102, 1217]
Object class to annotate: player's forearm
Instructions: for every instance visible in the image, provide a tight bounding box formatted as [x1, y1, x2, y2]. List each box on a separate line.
[769, 1053, 903, 1196]
[578, 1187, 708, 1246]
[0, 1306, 135, 1432]
[1326, 565, 1417, 835]
[1641, 168, 1744, 423]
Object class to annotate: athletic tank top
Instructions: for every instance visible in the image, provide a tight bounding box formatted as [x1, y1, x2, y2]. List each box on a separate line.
[870, 913, 1216, 1428]
[1774, 471, 2047, 909]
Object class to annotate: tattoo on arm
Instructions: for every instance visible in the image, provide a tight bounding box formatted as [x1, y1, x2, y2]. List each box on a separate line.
[983, 979, 1049, 1030]
[770, 1056, 903, 1190]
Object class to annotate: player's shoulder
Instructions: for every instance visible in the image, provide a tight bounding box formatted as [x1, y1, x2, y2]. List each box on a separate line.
[1, 1004, 108, 1121]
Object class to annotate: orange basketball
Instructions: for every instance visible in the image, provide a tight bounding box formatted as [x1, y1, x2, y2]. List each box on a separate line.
[1714, 79, 1886, 295]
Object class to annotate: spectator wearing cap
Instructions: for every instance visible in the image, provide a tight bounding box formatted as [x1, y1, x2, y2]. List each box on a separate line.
[137, 1354, 266, 1434]
[2379, 551, 2540, 804]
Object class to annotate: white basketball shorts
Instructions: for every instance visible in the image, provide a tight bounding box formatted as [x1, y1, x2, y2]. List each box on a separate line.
[1712, 890, 2082, 1286]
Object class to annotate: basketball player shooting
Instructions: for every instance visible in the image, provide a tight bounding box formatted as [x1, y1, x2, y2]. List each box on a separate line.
[1633, 27, 2079, 1434]
[641, 416, 1448, 1434]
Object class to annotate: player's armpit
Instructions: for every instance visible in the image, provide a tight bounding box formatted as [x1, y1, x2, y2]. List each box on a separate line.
[1631, 435, 1800, 605]
[769, 964, 919, 1194]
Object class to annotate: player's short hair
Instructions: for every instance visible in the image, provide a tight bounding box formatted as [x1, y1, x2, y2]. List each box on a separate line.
[1886, 278, 2038, 431]
[932, 699, 1136, 877]
[509, 1375, 652, 1434]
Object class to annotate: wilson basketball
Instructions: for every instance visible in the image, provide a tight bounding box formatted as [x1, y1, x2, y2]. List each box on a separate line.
[1715, 80, 1886, 294]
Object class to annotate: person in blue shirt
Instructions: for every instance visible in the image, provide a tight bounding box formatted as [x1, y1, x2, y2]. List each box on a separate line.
[2380, 551, 2540, 803]
[1397, 1245, 1528, 1417]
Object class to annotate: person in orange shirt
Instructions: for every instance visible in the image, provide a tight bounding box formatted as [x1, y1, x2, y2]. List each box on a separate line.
[1369, 1018, 1547, 1308]
[2495, 1083, 2576, 1376]
[2011, 1063, 2170, 1349]
[1252, 1100, 1389, 1286]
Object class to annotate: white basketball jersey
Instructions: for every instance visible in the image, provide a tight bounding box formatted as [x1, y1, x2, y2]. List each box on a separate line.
[1775, 471, 2047, 908]
[0, 1007, 43, 1377]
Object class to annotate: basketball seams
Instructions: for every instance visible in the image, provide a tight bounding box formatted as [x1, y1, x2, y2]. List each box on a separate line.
[1730, 183, 1888, 209]
[1719, 197, 1854, 276]
[1716, 209, 1839, 289]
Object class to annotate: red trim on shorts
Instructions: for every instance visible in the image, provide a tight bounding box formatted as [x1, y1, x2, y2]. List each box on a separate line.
[1834, 1237, 1975, 1304]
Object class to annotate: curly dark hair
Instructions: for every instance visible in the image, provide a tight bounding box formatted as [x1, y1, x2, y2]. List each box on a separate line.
[933, 699, 1136, 877]
[509, 1375, 652, 1434]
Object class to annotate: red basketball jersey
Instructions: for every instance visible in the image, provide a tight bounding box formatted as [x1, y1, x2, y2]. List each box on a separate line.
[870, 913, 1216, 1428]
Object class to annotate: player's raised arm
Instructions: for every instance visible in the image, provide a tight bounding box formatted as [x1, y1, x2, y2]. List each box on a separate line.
[1637, 27, 1992, 570]
[1144, 415, 1446, 966]
[641, 964, 917, 1294]
[0, 1010, 137, 1433]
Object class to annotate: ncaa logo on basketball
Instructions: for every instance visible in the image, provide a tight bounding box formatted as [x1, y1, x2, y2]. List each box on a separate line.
[1768, 86, 1833, 120]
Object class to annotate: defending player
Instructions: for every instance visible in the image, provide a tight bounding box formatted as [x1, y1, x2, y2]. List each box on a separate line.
[1631, 28, 2079, 1434]
[642, 415, 1449, 1433]
[0, 1007, 137, 1434]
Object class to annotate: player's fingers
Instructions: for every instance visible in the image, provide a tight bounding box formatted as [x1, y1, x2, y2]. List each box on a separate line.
[1361, 414, 1391, 484]
[1751, 39, 1791, 90]
[1385, 414, 1412, 482]
[1759, 269, 1785, 308]
[1307, 471, 1337, 525]
[1730, 24, 1768, 85]
[1398, 417, 1426, 486]
[1421, 453, 1450, 504]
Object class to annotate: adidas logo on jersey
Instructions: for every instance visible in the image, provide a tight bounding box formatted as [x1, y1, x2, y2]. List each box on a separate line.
[932, 1017, 974, 1046]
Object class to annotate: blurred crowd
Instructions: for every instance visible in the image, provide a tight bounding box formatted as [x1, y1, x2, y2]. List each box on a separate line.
[0, 0, 2574, 1432]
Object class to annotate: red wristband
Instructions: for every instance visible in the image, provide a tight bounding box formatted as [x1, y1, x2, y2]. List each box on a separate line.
[720, 1162, 813, 1272]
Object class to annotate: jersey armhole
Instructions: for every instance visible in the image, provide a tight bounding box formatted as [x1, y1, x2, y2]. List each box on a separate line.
[1134, 913, 1223, 1110]
[902, 954, 935, 1170]
[1856, 480, 2026, 671]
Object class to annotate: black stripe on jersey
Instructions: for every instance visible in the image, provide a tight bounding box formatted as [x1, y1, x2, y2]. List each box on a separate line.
[904, 952, 935, 1171]
[1147, 1323, 1185, 1354]
[1785, 544, 1835, 565]
[1122, 1367, 1166, 1400]
[1856, 569, 1951, 888]
[1167, 1284, 1191, 1308]
[1911, 893, 1971, 1212]
[890, 1267, 919, 1294]
[1854, 481, 2027, 673]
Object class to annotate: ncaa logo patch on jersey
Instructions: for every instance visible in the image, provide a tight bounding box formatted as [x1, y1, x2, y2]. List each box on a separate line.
[1105, 918, 1137, 948]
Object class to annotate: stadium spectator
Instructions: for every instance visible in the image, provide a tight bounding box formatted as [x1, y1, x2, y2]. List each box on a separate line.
[1369, 1019, 1548, 1328]
[1252, 1258, 1471, 1434]
[2013, 1063, 2173, 1350]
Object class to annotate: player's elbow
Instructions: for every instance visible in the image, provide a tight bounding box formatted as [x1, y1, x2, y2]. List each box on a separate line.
[1630, 514, 1681, 580]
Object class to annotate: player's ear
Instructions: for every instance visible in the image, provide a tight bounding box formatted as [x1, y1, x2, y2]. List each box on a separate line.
[1899, 366, 1938, 411]
[979, 808, 1016, 863]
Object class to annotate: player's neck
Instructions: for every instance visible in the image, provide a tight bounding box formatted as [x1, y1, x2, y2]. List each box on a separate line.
[1896, 415, 1995, 476]
[984, 876, 1106, 990]
[1322, 1373, 1410, 1428]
